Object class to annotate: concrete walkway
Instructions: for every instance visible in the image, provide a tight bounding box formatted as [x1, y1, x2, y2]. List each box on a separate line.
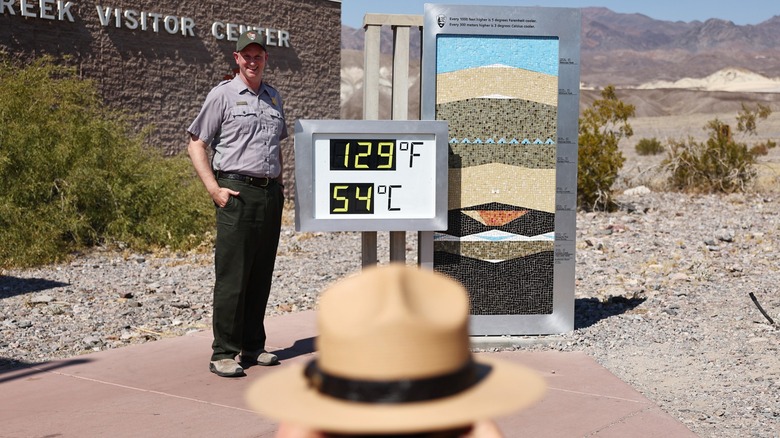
[0, 311, 697, 437]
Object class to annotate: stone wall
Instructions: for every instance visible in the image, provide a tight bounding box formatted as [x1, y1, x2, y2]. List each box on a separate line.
[0, 0, 341, 187]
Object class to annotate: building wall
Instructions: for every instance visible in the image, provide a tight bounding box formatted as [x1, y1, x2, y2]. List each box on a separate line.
[0, 0, 342, 187]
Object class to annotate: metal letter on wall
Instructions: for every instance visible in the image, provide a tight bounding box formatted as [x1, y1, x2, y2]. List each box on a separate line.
[422, 5, 580, 335]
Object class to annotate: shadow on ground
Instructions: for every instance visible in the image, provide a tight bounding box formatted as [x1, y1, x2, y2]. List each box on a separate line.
[0, 357, 92, 383]
[239, 337, 316, 370]
[274, 336, 316, 360]
[0, 276, 69, 299]
[575, 296, 646, 330]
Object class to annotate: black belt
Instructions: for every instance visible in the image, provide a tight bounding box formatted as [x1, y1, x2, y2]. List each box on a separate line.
[216, 171, 275, 188]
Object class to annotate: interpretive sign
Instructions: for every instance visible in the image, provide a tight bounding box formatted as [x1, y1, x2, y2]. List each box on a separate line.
[422, 5, 580, 335]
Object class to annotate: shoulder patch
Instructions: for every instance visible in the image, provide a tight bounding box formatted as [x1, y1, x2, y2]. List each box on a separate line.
[261, 83, 283, 107]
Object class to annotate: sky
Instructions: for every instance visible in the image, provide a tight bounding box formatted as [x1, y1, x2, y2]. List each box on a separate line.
[340, 0, 779, 28]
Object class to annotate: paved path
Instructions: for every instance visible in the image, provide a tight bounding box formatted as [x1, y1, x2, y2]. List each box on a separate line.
[0, 311, 696, 437]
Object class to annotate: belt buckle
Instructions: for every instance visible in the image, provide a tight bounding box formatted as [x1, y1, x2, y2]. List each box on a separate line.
[249, 176, 269, 187]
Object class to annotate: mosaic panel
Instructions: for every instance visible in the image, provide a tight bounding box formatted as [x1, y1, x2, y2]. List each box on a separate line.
[448, 164, 556, 214]
[446, 142, 556, 169]
[438, 99, 557, 147]
[443, 202, 554, 237]
[433, 34, 559, 316]
[434, 251, 554, 315]
[434, 241, 554, 262]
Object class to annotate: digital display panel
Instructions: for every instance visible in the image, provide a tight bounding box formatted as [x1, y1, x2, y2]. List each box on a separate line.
[314, 136, 435, 219]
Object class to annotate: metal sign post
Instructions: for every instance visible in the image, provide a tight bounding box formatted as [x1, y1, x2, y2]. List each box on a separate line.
[361, 14, 424, 267]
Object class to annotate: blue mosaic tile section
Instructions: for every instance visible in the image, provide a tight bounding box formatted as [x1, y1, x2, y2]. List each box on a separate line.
[436, 35, 559, 76]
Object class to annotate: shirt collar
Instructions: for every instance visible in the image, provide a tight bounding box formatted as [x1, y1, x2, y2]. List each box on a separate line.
[230, 76, 268, 97]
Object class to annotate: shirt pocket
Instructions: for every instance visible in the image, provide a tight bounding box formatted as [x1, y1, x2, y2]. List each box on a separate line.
[230, 105, 258, 133]
[261, 107, 285, 134]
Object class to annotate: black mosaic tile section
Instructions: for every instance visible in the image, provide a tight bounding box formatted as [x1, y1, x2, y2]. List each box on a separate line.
[434, 251, 554, 315]
[443, 205, 555, 237]
[436, 98, 557, 145]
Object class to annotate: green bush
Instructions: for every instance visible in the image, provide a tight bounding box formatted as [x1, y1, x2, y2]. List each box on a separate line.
[577, 86, 635, 211]
[635, 137, 664, 156]
[0, 56, 213, 268]
[663, 104, 773, 193]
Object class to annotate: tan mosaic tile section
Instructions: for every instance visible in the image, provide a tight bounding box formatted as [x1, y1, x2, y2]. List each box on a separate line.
[448, 163, 556, 212]
[437, 66, 558, 106]
[434, 241, 553, 260]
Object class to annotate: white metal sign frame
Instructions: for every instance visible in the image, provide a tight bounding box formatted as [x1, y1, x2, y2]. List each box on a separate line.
[422, 5, 580, 335]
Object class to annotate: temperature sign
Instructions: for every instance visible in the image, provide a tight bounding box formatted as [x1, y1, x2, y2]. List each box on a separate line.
[294, 120, 448, 232]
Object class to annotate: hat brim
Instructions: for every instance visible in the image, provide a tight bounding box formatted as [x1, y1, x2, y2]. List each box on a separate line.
[236, 41, 267, 52]
[245, 356, 546, 434]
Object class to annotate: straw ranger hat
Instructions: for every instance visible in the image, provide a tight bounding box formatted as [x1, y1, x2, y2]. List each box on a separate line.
[246, 265, 545, 435]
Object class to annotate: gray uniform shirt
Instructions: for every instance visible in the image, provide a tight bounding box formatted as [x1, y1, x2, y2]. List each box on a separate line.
[188, 76, 288, 179]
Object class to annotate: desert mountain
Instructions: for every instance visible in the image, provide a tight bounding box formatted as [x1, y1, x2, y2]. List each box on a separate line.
[578, 7, 780, 86]
[340, 7, 780, 119]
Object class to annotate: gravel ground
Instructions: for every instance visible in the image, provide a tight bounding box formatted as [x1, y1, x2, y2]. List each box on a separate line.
[2, 150, 780, 437]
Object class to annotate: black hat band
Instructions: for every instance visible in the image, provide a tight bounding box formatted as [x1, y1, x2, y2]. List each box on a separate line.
[303, 359, 480, 404]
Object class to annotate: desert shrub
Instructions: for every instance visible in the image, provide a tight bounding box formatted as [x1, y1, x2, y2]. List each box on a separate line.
[577, 86, 635, 211]
[0, 56, 213, 268]
[663, 104, 774, 193]
[635, 137, 664, 156]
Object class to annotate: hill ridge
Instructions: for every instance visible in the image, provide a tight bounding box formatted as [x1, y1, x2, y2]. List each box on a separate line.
[341, 7, 780, 86]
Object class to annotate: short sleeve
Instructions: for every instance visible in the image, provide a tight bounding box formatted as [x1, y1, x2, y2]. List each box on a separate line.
[187, 86, 228, 144]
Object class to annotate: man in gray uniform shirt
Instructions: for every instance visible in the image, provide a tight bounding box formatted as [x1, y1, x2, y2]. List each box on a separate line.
[187, 30, 286, 377]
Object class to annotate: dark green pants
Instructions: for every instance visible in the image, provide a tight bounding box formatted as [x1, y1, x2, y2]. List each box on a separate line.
[211, 178, 284, 361]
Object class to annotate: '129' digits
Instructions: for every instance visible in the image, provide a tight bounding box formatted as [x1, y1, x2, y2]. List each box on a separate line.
[330, 139, 396, 171]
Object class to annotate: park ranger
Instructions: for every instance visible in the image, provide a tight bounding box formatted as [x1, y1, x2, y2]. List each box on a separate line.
[187, 30, 287, 377]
